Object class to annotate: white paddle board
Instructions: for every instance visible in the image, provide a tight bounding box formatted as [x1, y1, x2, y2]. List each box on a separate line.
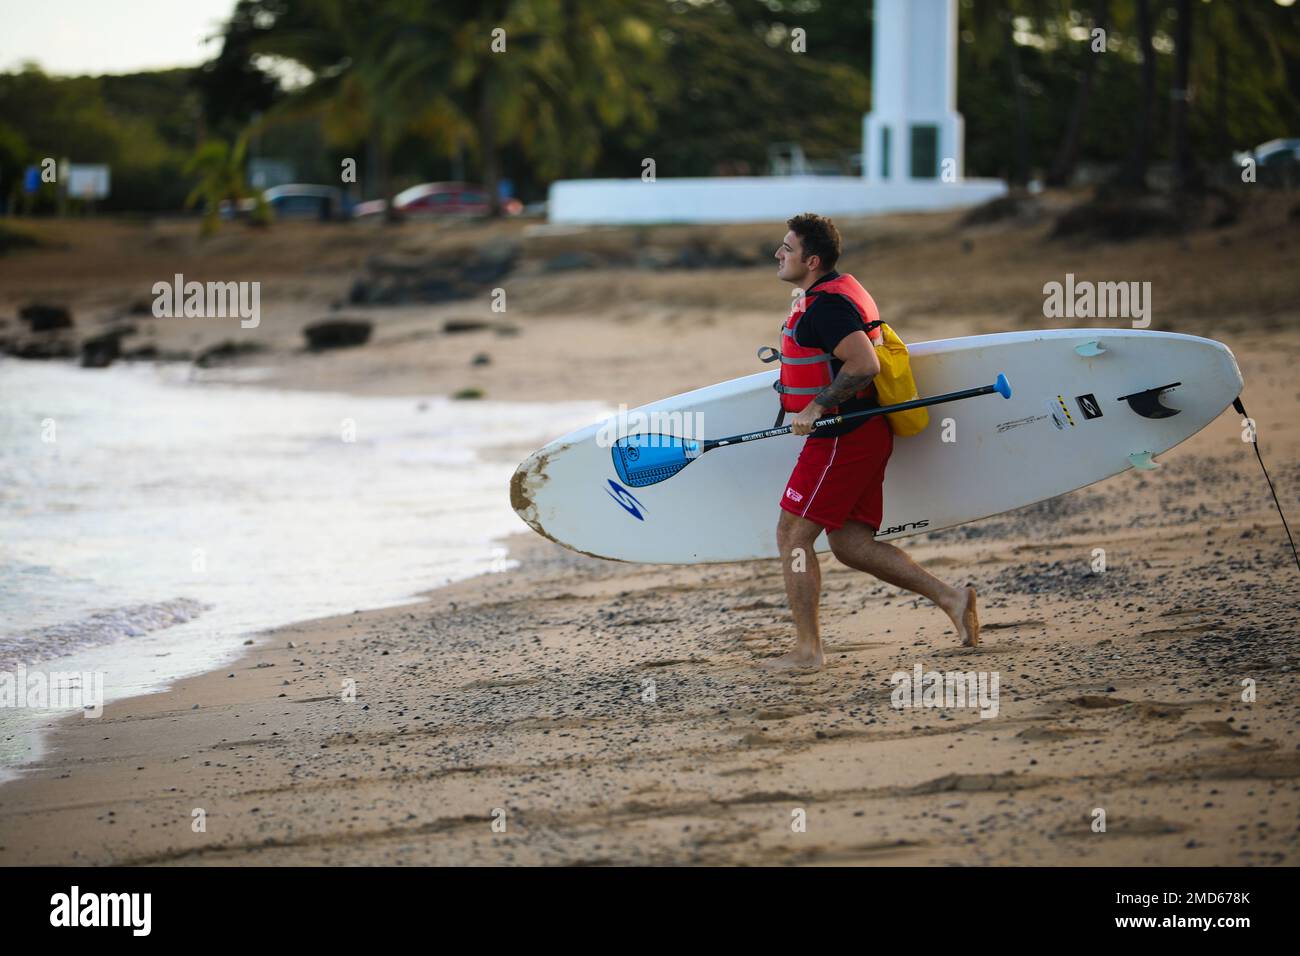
[511, 329, 1243, 563]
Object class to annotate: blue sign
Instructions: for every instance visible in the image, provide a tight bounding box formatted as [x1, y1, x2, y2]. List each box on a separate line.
[23, 166, 39, 193]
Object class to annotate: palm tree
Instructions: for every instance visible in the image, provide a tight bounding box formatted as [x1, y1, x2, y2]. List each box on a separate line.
[424, 0, 662, 214]
[242, 0, 448, 216]
[240, 0, 662, 218]
[184, 131, 269, 235]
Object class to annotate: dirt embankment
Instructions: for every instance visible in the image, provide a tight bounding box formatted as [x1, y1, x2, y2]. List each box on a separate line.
[2, 190, 1297, 405]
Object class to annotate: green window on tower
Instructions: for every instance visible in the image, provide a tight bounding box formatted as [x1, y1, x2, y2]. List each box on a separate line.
[880, 126, 891, 179]
[910, 125, 938, 179]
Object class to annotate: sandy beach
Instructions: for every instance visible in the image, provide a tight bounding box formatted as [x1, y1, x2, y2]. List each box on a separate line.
[1, 204, 1298, 865]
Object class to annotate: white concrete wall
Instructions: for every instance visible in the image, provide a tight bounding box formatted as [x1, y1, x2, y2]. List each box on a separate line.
[548, 176, 1006, 225]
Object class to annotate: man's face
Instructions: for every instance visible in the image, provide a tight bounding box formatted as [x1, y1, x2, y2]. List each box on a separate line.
[775, 230, 816, 284]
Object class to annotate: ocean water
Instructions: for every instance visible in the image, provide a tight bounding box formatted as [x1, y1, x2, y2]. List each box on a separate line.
[0, 359, 606, 779]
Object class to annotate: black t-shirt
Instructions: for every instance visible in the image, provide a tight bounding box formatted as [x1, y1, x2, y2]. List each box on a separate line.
[792, 271, 878, 437]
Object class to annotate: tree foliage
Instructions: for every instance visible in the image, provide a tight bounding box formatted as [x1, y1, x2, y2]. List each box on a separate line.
[0, 1, 1296, 213]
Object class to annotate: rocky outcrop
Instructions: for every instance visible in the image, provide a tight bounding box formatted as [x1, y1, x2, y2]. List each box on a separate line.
[348, 240, 519, 306]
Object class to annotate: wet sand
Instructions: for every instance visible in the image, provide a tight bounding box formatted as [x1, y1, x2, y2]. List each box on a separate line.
[1, 207, 1298, 864]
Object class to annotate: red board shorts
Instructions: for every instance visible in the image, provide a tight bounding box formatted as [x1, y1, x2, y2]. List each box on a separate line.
[779, 414, 893, 532]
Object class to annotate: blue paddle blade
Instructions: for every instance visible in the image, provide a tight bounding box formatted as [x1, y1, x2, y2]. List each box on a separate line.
[995, 373, 1012, 399]
[611, 434, 701, 488]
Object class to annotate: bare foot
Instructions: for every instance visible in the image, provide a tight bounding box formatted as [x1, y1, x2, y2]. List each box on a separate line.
[758, 647, 825, 671]
[954, 586, 980, 647]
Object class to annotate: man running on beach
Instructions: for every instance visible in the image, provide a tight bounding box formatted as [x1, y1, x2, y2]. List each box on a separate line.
[763, 213, 980, 670]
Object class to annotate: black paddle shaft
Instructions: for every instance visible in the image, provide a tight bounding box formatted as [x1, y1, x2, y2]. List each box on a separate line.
[703, 381, 1004, 452]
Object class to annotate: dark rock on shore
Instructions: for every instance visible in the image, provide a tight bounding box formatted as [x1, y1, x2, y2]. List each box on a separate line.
[303, 319, 373, 351]
[80, 325, 137, 368]
[19, 303, 73, 331]
[443, 319, 493, 334]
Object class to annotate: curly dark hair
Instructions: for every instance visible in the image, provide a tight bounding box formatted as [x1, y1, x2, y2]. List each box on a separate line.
[786, 213, 841, 272]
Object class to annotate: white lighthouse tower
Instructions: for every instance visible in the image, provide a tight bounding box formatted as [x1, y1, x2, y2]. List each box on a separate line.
[547, 0, 1003, 224]
[863, 0, 964, 185]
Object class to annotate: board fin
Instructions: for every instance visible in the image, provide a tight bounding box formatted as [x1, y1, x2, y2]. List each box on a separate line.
[1117, 382, 1182, 419]
[1129, 451, 1160, 471]
[1074, 340, 1106, 357]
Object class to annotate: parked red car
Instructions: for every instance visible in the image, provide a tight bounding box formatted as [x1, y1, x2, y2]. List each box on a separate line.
[353, 182, 522, 218]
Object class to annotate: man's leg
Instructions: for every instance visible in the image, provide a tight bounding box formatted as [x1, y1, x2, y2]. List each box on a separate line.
[827, 520, 981, 647]
[763, 509, 827, 669]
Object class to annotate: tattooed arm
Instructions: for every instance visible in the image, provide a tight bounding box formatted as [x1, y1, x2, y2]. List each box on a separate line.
[810, 329, 881, 411]
[790, 330, 881, 434]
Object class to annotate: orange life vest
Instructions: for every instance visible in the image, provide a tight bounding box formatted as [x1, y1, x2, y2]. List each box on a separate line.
[761, 273, 884, 414]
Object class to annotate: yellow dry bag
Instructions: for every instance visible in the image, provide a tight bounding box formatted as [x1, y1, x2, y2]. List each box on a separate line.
[871, 321, 928, 437]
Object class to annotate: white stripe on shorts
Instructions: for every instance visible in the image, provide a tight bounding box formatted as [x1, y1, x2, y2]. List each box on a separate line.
[801, 436, 839, 518]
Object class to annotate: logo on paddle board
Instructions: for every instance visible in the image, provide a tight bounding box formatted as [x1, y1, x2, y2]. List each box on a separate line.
[1075, 393, 1103, 420]
[605, 479, 647, 521]
[880, 519, 929, 535]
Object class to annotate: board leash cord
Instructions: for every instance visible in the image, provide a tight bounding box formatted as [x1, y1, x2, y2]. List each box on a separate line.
[1233, 397, 1300, 575]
